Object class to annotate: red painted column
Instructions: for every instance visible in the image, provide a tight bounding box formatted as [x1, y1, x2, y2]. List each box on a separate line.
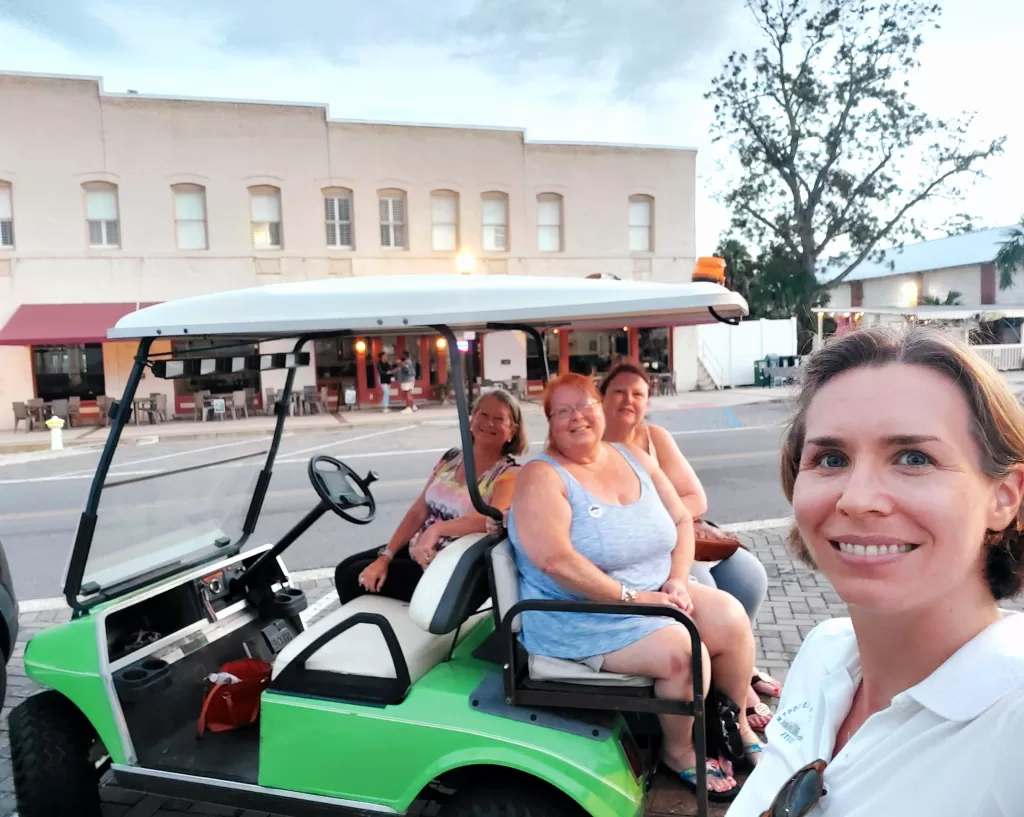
[627, 328, 640, 362]
[418, 336, 430, 398]
[558, 331, 570, 375]
[355, 339, 369, 405]
[436, 337, 448, 384]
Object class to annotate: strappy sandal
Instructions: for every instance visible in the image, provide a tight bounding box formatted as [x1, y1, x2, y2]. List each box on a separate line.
[742, 739, 764, 770]
[752, 670, 782, 697]
[747, 700, 774, 731]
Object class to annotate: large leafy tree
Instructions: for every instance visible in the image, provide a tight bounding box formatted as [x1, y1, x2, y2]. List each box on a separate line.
[707, 0, 1005, 290]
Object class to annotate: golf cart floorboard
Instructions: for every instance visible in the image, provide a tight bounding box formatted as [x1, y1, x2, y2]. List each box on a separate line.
[136, 719, 260, 783]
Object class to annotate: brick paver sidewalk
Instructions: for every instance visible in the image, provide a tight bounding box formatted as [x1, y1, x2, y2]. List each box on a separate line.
[2, 528, 1019, 817]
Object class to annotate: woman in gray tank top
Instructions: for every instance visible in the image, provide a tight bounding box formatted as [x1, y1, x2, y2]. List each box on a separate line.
[599, 362, 779, 730]
[508, 374, 763, 800]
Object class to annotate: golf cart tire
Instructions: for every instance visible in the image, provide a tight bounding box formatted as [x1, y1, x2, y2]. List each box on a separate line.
[9, 690, 103, 817]
[440, 787, 584, 817]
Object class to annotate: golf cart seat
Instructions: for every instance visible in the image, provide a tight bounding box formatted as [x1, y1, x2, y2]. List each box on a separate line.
[270, 533, 493, 705]
[488, 539, 706, 717]
[489, 540, 652, 687]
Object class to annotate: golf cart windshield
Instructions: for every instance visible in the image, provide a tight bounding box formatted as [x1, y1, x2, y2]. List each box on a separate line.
[64, 274, 748, 612]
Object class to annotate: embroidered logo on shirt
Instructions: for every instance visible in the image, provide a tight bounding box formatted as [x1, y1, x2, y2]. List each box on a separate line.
[588, 504, 603, 518]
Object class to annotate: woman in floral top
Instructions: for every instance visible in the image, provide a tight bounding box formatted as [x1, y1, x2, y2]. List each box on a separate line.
[349, 390, 527, 598]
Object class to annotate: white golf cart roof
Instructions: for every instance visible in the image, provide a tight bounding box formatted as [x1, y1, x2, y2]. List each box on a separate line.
[108, 274, 748, 340]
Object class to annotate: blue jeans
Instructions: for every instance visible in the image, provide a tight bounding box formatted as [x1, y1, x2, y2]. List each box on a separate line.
[689, 546, 768, 625]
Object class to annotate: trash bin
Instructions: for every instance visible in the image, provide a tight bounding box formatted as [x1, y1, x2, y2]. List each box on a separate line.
[754, 359, 768, 387]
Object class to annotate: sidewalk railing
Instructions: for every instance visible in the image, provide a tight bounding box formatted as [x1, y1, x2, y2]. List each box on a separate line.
[698, 339, 727, 389]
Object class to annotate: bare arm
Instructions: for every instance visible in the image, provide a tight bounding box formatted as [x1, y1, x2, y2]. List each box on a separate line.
[624, 443, 695, 583]
[512, 461, 627, 601]
[648, 424, 708, 519]
[381, 455, 450, 556]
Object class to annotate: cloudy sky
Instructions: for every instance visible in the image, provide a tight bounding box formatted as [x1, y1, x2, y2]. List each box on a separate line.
[1, 0, 1020, 255]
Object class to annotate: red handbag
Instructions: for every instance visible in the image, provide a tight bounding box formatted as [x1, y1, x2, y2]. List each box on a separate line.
[196, 659, 272, 738]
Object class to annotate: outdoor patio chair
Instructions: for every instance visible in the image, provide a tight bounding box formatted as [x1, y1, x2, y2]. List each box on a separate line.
[12, 402, 33, 432]
[26, 399, 46, 425]
[50, 399, 70, 423]
[96, 395, 113, 427]
[67, 396, 82, 427]
[231, 390, 249, 420]
[149, 393, 168, 423]
[264, 388, 277, 416]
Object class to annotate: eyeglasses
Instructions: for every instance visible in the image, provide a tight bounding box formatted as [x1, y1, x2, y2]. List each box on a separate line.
[550, 398, 600, 421]
[758, 759, 827, 817]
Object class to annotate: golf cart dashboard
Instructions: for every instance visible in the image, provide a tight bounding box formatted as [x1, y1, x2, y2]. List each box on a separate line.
[104, 551, 292, 665]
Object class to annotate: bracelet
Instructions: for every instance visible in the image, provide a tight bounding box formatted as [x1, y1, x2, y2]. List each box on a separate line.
[620, 583, 638, 603]
[377, 546, 395, 562]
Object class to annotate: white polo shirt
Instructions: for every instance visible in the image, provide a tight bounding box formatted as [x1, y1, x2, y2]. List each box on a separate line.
[726, 610, 1024, 817]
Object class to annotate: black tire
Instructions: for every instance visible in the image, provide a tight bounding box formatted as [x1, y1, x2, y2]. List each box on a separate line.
[440, 787, 583, 817]
[0, 652, 7, 709]
[9, 690, 103, 817]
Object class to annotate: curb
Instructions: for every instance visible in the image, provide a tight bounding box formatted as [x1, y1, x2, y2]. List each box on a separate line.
[15, 523, 793, 614]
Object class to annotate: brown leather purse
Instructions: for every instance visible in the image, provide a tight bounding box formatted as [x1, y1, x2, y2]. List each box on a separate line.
[693, 519, 743, 562]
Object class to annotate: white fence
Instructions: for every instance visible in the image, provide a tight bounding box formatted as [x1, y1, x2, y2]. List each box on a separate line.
[972, 343, 1024, 371]
[697, 318, 798, 388]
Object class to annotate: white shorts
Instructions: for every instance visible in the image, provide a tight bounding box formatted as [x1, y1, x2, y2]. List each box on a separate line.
[399, 381, 414, 392]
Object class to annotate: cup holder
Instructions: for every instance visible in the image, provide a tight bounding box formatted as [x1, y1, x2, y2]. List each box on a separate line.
[262, 585, 308, 617]
[114, 656, 172, 703]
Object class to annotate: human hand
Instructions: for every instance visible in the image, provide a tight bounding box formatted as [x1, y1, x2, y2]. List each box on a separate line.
[358, 557, 390, 593]
[660, 578, 695, 614]
[485, 509, 510, 536]
[410, 526, 442, 568]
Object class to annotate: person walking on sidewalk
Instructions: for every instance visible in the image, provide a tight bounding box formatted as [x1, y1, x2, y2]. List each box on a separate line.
[397, 351, 417, 413]
[377, 352, 394, 413]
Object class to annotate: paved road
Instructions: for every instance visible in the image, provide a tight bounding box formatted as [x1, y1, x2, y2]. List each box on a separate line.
[0, 403, 794, 600]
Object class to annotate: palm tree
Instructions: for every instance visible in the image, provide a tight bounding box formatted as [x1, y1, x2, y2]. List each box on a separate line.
[918, 290, 964, 306]
[996, 215, 1024, 290]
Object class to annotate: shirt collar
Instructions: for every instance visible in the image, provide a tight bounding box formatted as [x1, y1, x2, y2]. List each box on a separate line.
[902, 610, 1024, 722]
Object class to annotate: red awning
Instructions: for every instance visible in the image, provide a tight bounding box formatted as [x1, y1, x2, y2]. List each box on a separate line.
[0, 303, 158, 346]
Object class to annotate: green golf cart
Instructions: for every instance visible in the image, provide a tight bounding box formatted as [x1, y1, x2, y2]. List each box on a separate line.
[9, 274, 748, 817]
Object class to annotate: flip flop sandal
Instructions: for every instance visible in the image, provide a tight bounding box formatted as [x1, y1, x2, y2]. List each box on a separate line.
[742, 740, 765, 770]
[667, 761, 740, 803]
[746, 700, 774, 731]
[752, 671, 782, 697]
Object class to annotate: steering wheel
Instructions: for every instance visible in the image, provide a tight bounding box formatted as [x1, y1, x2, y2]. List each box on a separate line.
[308, 455, 379, 525]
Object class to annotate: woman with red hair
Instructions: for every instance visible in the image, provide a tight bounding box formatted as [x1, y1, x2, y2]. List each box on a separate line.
[507, 373, 761, 801]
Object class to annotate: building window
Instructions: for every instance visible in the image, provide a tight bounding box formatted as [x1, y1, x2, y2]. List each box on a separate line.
[431, 190, 459, 251]
[0, 183, 12, 248]
[32, 343, 106, 401]
[173, 184, 208, 250]
[629, 195, 653, 252]
[537, 193, 563, 252]
[324, 188, 353, 249]
[482, 192, 508, 252]
[379, 190, 407, 249]
[250, 186, 282, 249]
[84, 183, 120, 248]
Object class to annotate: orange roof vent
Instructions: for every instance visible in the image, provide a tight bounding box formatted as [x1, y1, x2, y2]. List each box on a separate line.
[692, 256, 727, 286]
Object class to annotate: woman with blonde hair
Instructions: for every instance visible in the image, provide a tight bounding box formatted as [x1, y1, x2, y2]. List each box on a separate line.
[727, 325, 1024, 817]
[335, 390, 528, 601]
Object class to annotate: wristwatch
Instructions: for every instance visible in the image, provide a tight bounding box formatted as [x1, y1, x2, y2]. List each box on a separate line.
[377, 546, 394, 562]
[620, 583, 638, 603]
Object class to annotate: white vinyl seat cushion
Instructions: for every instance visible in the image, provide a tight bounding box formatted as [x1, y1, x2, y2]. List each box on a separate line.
[271, 594, 482, 685]
[488, 539, 656, 689]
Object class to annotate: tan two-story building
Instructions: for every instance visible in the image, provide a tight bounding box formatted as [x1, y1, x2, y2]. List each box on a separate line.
[0, 72, 703, 428]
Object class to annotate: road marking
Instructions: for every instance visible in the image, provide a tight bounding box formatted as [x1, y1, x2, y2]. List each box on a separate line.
[278, 426, 416, 459]
[60, 436, 284, 476]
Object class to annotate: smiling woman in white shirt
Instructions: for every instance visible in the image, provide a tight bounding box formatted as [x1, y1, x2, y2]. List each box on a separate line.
[726, 325, 1024, 817]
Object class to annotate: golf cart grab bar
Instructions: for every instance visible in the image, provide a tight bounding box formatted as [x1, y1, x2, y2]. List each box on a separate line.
[433, 324, 503, 522]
